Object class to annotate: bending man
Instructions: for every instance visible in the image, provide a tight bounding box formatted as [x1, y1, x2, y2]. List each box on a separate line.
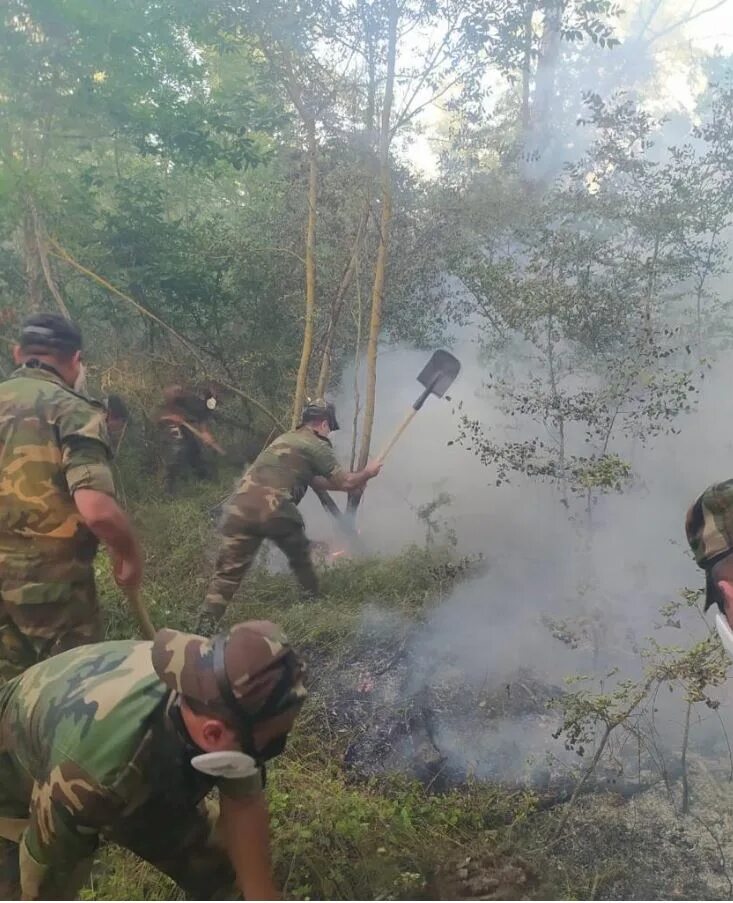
[0, 619, 305, 899]
[198, 399, 380, 633]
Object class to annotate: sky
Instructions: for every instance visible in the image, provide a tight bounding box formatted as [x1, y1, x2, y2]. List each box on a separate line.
[406, 0, 733, 176]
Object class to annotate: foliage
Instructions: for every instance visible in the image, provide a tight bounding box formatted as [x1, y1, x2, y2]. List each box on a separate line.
[87, 484, 540, 901]
[548, 591, 730, 832]
[446, 88, 733, 514]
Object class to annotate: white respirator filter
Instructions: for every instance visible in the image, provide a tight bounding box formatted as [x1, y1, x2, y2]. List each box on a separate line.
[190, 751, 259, 780]
[206, 396, 217, 411]
[715, 611, 733, 661]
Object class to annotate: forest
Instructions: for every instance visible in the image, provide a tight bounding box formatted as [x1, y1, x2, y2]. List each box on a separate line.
[3, 0, 733, 897]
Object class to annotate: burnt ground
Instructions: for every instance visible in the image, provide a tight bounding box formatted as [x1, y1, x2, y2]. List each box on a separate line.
[434, 772, 733, 900]
[304, 619, 733, 900]
[308, 609, 563, 786]
[546, 769, 733, 900]
[309, 616, 663, 798]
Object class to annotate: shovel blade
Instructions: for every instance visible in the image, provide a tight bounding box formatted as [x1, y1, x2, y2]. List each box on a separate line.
[417, 349, 461, 397]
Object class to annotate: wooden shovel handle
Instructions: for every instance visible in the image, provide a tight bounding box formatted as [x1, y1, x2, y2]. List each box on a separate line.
[377, 408, 418, 463]
[176, 420, 225, 455]
[124, 587, 156, 641]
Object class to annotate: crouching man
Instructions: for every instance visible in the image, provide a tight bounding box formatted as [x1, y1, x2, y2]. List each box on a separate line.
[686, 478, 733, 653]
[0, 619, 305, 900]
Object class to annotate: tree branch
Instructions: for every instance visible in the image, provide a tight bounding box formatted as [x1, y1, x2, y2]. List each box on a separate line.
[48, 240, 285, 430]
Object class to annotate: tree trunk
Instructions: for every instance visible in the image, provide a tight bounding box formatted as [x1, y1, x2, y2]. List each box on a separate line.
[31, 203, 71, 318]
[291, 119, 318, 428]
[528, 0, 563, 155]
[350, 263, 364, 472]
[23, 210, 43, 312]
[347, 0, 399, 514]
[644, 233, 660, 341]
[521, 0, 534, 131]
[315, 206, 368, 397]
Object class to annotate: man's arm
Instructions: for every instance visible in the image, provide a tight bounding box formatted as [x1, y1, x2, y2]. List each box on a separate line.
[219, 792, 279, 900]
[73, 489, 143, 589]
[311, 460, 381, 493]
[58, 399, 142, 588]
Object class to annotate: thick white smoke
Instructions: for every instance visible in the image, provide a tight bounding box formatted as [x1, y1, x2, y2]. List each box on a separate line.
[298, 337, 733, 777]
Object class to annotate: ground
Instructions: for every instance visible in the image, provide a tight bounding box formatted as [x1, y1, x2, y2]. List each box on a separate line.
[83, 480, 733, 900]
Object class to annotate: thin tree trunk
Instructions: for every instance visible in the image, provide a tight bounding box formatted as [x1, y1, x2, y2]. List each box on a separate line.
[680, 699, 693, 815]
[552, 723, 614, 841]
[644, 233, 660, 341]
[521, 0, 534, 131]
[291, 119, 318, 427]
[31, 203, 71, 318]
[528, 0, 563, 153]
[350, 262, 364, 472]
[23, 210, 43, 312]
[546, 295, 566, 504]
[315, 206, 368, 397]
[694, 230, 718, 356]
[347, 0, 399, 514]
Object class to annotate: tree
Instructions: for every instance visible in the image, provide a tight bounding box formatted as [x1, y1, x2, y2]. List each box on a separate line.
[448, 92, 731, 518]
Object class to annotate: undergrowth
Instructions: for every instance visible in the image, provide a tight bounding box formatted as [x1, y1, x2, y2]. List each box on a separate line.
[86, 483, 554, 900]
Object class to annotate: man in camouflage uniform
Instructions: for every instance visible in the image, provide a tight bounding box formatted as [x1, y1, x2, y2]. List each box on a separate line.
[0, 314, 143, 683]
[104, 393, 129, 454]
[686, 478, 733, 622]
[0, 618, 305, 899]
[157, 385, 223, 492]
[196, 400, 381, 633]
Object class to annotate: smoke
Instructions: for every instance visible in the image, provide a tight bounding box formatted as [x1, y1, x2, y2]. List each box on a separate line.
[294, 10, 733, 782]
[298, 336, 733, 781]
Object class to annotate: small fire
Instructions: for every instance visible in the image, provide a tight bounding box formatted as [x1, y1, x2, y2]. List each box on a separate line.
[330, 549, 347, 559]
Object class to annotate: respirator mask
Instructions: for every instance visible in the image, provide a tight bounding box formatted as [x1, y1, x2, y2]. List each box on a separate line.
[715, 611, 733, 661]
[189, 633, 303, 780]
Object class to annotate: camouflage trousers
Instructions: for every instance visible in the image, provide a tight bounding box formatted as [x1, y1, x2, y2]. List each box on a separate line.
[0, 572, 101, 685]
[205, 516, 319, 614]
[0, 797, 235, 900]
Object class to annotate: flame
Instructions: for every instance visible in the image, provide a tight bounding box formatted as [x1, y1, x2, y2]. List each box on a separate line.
[330, 549, 347, 559]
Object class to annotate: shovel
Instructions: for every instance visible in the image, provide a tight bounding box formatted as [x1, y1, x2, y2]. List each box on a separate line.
[123, 587, 156, 641]
[377, 349, 461, 463]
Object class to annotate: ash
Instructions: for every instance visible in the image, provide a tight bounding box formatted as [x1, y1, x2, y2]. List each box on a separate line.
[311, 610, 637, 798]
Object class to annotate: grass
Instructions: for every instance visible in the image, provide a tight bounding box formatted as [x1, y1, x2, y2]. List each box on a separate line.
[86, 472, 733, 900]
[85, 480, 559, 900]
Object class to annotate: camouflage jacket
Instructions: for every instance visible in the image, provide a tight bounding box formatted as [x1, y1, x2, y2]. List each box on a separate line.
[231, 427, 344, 524]
[0, 365, 114, 581]
[0, 640, 261, 895]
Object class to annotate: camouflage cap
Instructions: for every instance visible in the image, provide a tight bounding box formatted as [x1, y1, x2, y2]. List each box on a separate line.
[686, 479, 733, 610]
[20, 313, 82, 354]
[151, 620, 306, 720]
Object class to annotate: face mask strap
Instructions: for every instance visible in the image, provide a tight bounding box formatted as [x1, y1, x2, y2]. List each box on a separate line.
[212, 635, 303, 762]
[213, 634, 256, 753]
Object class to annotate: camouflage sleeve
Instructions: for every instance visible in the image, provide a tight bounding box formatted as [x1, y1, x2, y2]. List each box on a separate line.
[310, 441, 342, 480]
[57, 397, 116, 498]
[20, 768, 120, 898]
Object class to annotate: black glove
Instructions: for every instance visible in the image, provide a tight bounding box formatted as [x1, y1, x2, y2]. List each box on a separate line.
[194, 607, 222, 637]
